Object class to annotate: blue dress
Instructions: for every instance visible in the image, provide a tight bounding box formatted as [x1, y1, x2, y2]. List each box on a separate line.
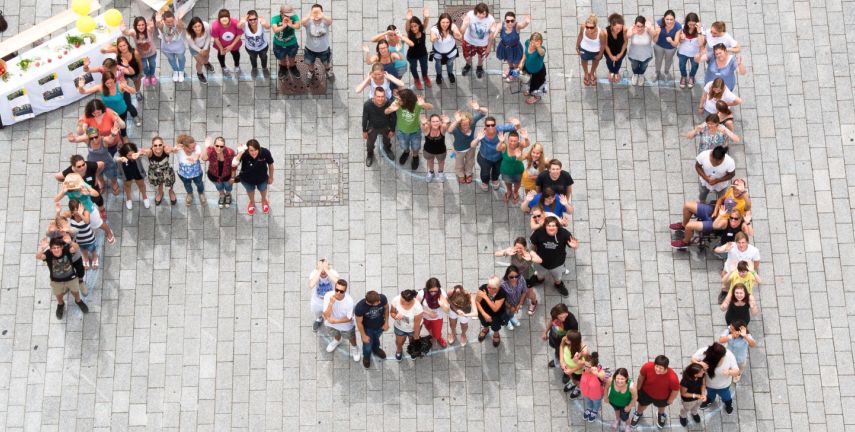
[705, 55, 739, 90]
[496, 27, 523, 64]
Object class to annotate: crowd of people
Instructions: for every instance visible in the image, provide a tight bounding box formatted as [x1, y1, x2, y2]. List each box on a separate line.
[31, 2, 764, 430]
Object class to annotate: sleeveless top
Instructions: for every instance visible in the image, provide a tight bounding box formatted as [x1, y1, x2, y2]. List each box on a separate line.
[102, 83, 127, 115]
[655, 19, 682, 49]
[608, 378, 633, 407]
[499, 27, 520, 48]
[387, 39, 408, 71]
[606, 26, 625, 55]
[424, 131, 446, 155]
[725, 302, 751, 325]
[407, 31, 428, 59]
[627, 31, 653, 61]
[678, 29, 702, 57]
[500, 149, 525, 176]
[314, 275, 335, 298]
[86, 139, 113, 165]
[368, 78, 393, 100]
[118, 50, 139, 79]
[579, 27, 601, 52]
[243, 22, 269, 51]
[69, 217, 96, 246]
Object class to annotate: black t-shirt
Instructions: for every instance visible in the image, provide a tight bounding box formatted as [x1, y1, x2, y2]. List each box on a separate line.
[478, 284, 507, 318]
[62, 162, 101, 190]
[718, 223, 743, 245]
[43, 245, 77, 282]
[562, 312, 579, 333]
[530, 227, 573, 269]
[354, 294, 388, 330]
[680, 375, 704, 402]
[238, 148, 275, 185]
[536, 170, 574, 196]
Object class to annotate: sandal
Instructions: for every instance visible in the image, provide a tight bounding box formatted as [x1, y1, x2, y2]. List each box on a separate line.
[111, 184, 121, 195]
[459, 333, 468, 347]
[526, 95, 540, 105]
[478, 328, 489, 343]
[512, 194, 519, 204]
[92, 257, 99, 269]
[492, 333, 501, 347]
[447, 334, 456, 345]
[528, 302, 538, 315]
[457, 176, 466, 184]
[83, 261, 90, 270]
[465, 175, 473, 183]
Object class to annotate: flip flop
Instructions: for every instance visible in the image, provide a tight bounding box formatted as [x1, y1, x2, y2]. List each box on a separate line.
[92, 257, 99, 269]
[106, 236, 115, 245]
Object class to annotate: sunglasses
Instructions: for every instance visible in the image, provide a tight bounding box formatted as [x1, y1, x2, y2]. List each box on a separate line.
[532, 214, 542, 218]
[508, 275, 519, 280]
[334, 288, 346, 294]
[485, 124, 496, 128]
[585, 25, 595, 29]
[730, 217, 741, 221]
[506, 19, 515, 23]
[152, 144, 163, 147]
[215, 145, 224, 148]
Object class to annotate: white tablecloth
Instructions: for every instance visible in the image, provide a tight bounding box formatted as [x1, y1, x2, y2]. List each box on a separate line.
[0, 15, 120, 126]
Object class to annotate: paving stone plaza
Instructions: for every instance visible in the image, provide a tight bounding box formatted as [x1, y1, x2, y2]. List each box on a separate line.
[1, 0, 854, 431]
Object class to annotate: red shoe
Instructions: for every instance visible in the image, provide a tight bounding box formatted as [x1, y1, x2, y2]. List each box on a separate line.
[414, 78, 423, 90]
[247, 204, 256, 215]
[669, 222, 685, 231]
[262, 203, 270, 214]
[671, 239, 689, 249]
[438, 338, 448, 348]
[423, 76, 432, 87]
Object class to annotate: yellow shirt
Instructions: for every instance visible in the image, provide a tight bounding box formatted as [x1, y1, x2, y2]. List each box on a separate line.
[728, 271, 757, 295]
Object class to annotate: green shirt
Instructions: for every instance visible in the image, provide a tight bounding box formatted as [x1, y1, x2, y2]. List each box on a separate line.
[524, 40, 545, 73]
[500, 149, 525, 176]
[396, 105, 422, 134]
[271, 14, 300, 47]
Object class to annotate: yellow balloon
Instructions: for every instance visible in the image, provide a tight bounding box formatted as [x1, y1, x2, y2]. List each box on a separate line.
[76, 16, 96, 33]
[71, 0, 90, 16]
[104, 9, 123, 28]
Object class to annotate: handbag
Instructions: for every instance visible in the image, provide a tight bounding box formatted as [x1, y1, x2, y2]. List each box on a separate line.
[0, 11, 8, 33]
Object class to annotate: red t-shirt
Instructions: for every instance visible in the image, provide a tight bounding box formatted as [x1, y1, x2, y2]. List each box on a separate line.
[638, 362, 680, 400]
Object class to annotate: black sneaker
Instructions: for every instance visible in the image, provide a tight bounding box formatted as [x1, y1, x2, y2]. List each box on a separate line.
[692, 413, 701, 423]
[462, 64, 472, 76]
[476, 66, 484, 78]
[436, 75, 443, 85]
[700, 400, 712, 410]
[679, 416, 688, 427]
[366, 152, 375, 167]
[224, 194, 232, 208]
[657, 413, 667, 428]
[399, 151, 410, 165]
[205, 63, 214, 73]
[312, 319, 322, 332]
[569, 387, 581, 399]
[362, 357, 370, 369]
[562, 382, 575, 393]
[555, 281, 569, 296]
[278, 66, 288, 79]
[547, 360, 555, 368]
[373, 348, 387, 359]
[395, 352, 403, 361]
[76, 300, 89, 314]
[411, 156, 419, 170]
[383, 146, 394, 160]
[290, 66, 301, 79]
[218, 196, 226, 209]
[630, 412, 642, 427]
[724, 404, 733, 415]
[198, 73, 207, 84]
[263, 68, 271, 79]
[449, 73, 456, 84]
[56, 303, 65, 319]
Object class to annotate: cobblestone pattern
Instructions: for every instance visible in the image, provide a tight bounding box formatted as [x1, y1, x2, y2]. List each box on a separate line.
[0, 0, 853, 431]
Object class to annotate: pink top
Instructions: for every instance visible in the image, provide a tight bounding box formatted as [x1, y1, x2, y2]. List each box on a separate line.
[210, 18, 243, 51]
[580, 367, 605, 400]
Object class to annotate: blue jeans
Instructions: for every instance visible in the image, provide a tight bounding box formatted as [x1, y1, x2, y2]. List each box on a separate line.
[477, 153, 502, 184]
[605, 55, 624, 73]
[142, 54, 157, 77]
[584, 397, 603, 413]
[213, 181, 233, 193]
[630, 58, 651, 75]
[677, 53, 699, 78]
[707, 386, 732, 403]
[163, 51, 186, 72]
[396, 130, 422, 152]
[409, 55, 428, 80]
[361, 327, 383, 359]
[179, 175, 204, 194]
[435, 58, 455, 76]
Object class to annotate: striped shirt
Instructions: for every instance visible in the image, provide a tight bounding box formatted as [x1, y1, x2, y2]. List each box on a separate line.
[69, 217, 96, 246]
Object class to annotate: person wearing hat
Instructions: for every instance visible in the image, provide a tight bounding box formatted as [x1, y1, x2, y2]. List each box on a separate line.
[35, 236, 89, 320]
[671, 178, 749, 249]
[54, 154, 107, 218]
[270, 4, 302, 78]
[55, 173, 116, 245]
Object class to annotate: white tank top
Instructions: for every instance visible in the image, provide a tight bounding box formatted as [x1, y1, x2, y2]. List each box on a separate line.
[579, 27, 601, 52]
[368, 78, 392, 100]
[243, 22, 268, 51]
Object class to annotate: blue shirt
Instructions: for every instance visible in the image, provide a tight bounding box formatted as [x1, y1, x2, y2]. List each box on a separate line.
[478, 123, 515, 161]
[655, 19, 682, 48]
[723, 329, 750, 363]
[452, 111, 486, 152]
[528, 194, 567, 217]
[705, 55, 739, 90]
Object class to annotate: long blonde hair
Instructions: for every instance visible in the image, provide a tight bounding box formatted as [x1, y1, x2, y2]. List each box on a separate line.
[524, 142, 548, 169]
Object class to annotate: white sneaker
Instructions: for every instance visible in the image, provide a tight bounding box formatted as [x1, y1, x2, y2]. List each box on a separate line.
[125, 200, 132, 210]
[638, 75, 645, 86]
[143, 198, 151, 209]
[350, 345, 361, 362]
[506, 320, 515, 331]
[426, 171, 434, 182]
[234, 66, 241, 77]
[172, 71, 179, 82]
[325, 339, 341, 353]
[630, 74, 638, 86]
[178, 71, 185, 83]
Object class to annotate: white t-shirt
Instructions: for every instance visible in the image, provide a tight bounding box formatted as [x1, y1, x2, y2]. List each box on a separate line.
[703, 81, 737, 113]
[308, 268, 340, 298]
[724, 245, 761, 272]
[704, 30, 737, 55]
[390, 295, 424, 333]
[431, 27, 457, 53]
[417, 288, 447, 321]
[463, 11, 495, 46]
[322, 291, 355, 331]
[693, 347, 739, 389]
[696, 150, 735, 191]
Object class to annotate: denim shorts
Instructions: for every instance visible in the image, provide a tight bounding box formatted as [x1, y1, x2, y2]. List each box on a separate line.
[273, 44, 298, 60]
[580, 49, 598, 61]
[393, 327, 413, 337]
[79, 242, 97, 252]
[241, 181, 268, 193]
[502, 173, 522, 184]
[304, 48, 331, 64]
[396, 130, 422, 152]
[695, 202, 715, 232]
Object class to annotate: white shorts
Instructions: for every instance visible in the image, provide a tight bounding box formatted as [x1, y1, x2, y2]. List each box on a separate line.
[89, 208, 103, 230]
[310, 295, 324, 318]
[448, 310, 470, 324]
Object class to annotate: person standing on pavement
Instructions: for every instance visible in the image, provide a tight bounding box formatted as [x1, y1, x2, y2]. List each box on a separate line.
[630, 355, 681, 429]
[605, 367, 638, 432]
[692, 342, 740, 414]
[307, 258, 340, 331]
[233, 139, 275, 215]
[529, 216, 579, 296]
[472, 116, 520, 190]
[362, 87, 396, 166]
[55, 155, 106, 218]
[678, 363, 707, 427]
[322, 279, 360, 362]
[354, 290, 390, 368]
[390, 289, 423, 360]
[270, 4, 302, 79]
[459, 2, 496, 79]
[301, 3, 334, 81]
[37, 237, 89, 320]
[385, 89, 434, 170]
